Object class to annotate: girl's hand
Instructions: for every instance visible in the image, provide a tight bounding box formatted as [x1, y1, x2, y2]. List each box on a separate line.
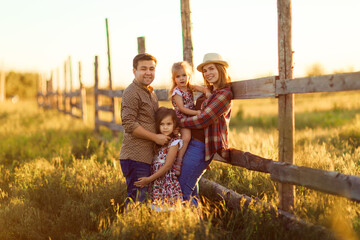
[134, 177, 151, 188]
[173, 127, 180, 135]
[196, 110, 201, 115]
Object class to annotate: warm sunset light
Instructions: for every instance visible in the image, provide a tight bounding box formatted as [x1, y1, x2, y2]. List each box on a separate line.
[0, 0, 359, 89]
[2, 1, 360, 239]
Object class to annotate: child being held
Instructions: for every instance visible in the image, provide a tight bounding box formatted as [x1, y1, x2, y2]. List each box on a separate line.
[170, 61, 211, 176]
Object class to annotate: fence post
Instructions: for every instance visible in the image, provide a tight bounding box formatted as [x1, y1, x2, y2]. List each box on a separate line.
[180, 0, 194, 69]
[0, 71, 5, 102]
[94, 56, 99, 133]
[78, 61, 87, 124]
[56, 68, 60, 112]
[49, 72, 54, 108]
[63, 61, 67, 114]
[105, 18, 117, 136]
[277, 0, 295, 211]
[137, 36, 146, 54]
[68, 56, 73, 116]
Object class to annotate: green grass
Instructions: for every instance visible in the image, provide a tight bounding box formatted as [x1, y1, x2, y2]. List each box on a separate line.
[0, 92, 359, 239]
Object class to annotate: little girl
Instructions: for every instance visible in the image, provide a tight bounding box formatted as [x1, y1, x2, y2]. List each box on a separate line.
[134, 107, 183, 208]
[170, 61, 211, 176]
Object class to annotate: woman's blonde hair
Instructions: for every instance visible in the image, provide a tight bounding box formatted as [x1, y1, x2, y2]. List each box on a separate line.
[203, 63, 231, 90]
[169, 61, 193, 98]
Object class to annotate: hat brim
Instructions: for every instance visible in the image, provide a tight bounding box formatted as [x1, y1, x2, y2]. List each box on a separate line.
[196, 60, 229, 72]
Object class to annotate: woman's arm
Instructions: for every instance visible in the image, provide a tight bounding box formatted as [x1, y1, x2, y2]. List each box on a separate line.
[134, 144, 179, 187]
[180, 88, 232, 129]
[173, 94, 200, 116]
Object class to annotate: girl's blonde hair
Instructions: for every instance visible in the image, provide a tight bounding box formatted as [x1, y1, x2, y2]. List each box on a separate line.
[169, 61, 193, 98]
[203, 63, 231, 90]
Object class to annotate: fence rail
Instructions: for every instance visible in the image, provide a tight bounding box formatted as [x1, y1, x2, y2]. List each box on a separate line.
[38, 0, 360, 227]
[37, 59, 87, 122]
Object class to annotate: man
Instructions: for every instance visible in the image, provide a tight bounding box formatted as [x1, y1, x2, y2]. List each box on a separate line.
[119, 53, 169, 207]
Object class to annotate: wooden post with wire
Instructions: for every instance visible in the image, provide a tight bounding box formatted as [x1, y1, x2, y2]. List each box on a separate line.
[137, 36, 146, 54]
[56, 68, 60, 112]
[68, 56, 74, 116]
[180, 0, 194, 69]
[78, 61, 87, 123]
[63, 61, 67, 114]
[277, 0, 295, 212]
[105, 18, 117, 136]
[94, 56, 99, 133]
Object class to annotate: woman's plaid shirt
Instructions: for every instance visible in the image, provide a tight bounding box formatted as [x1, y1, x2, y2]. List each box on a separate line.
[179, 87, 232, 161]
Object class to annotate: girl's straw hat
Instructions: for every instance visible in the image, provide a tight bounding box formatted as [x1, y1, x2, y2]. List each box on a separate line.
[196, 53, 229, 72]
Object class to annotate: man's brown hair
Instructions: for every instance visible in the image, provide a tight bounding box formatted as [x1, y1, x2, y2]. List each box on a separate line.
[133, 53, 157, 69]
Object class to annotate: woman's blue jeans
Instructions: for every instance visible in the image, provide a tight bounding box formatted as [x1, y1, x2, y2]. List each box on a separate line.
[178, 139, 211, 206]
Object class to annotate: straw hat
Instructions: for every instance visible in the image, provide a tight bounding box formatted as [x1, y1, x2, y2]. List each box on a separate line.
[196, 53, 229, 72]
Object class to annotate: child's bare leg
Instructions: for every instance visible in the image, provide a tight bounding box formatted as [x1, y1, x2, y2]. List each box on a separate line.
[174, 128, 191, 176]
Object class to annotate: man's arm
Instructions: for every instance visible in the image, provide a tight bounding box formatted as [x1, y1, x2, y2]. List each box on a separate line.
[132, 125, 169, 145]
[121, 88, 169, 145]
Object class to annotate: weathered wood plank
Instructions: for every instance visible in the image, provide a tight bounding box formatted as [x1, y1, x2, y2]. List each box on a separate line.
[213, 149, 272, 173]
[269, 162, 360, 202]
[154, 89, 170, 101]
[94, 56, 99, 133]
[70, 102, 81, 109]
[137, 36, 146, 54]
[231, 76, 276, 99]
[96, 104, 113, 112]
[95, 89, 124, 98]
[95, 118, 124, 132]
[213, 149, 360, 202]
[277, 0, 295, 211]
[199, 178, 332, 235]
[69, 113, 81, 119]
[181, 0, 194, 68]
[65, 90, 81, 98]
[276, 71, 360, 94]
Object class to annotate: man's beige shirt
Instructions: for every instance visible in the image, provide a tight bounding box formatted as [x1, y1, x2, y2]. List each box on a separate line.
[119, 79, 159, 164]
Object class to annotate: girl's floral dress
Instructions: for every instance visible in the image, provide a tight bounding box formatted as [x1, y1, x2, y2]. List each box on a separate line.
[171, 87, 195, 119]
[149, 138, 183, 205]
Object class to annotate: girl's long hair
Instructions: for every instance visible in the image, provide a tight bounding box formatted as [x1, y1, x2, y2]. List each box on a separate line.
[169, 61, 193, 99]
[154, 107, 179, 153]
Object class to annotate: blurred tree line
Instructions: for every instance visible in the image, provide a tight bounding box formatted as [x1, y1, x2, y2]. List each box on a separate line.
[4, 71, 39, 98]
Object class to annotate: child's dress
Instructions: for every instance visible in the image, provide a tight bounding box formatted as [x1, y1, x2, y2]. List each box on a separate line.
[171, 87, 195, 119]
[149, 137, 183, 205]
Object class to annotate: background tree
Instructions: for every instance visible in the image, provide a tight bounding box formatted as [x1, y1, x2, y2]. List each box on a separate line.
[6, 71, 39, 98]
[305, 62, 325, 77]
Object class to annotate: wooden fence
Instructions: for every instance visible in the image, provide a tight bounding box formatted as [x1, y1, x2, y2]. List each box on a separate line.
[38, 0, 360, 229]
[92, 0, 360, 215]
[37, 57, 87, 122]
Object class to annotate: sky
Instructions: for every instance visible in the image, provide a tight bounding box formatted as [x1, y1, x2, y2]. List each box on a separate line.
[1, 0, 359, 89]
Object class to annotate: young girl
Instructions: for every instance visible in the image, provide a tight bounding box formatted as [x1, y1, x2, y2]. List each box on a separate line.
[134, 107, 183, 207]
[170, 61, 211, 176]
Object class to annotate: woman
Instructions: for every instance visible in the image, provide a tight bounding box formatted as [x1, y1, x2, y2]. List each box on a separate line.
[178, 53, 233, 206]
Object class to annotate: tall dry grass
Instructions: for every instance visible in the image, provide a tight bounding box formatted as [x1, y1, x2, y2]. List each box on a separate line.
[0, 91, 359, 239]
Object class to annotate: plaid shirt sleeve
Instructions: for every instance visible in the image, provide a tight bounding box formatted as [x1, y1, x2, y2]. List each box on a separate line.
[179, 88, 232, 129]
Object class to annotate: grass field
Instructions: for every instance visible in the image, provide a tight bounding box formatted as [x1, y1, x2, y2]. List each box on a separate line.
[0, 91, 360, 239]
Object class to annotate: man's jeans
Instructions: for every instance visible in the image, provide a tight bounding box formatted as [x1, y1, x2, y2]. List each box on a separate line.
[120, 159, 151, 208]
[178, 139, 211, 207]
